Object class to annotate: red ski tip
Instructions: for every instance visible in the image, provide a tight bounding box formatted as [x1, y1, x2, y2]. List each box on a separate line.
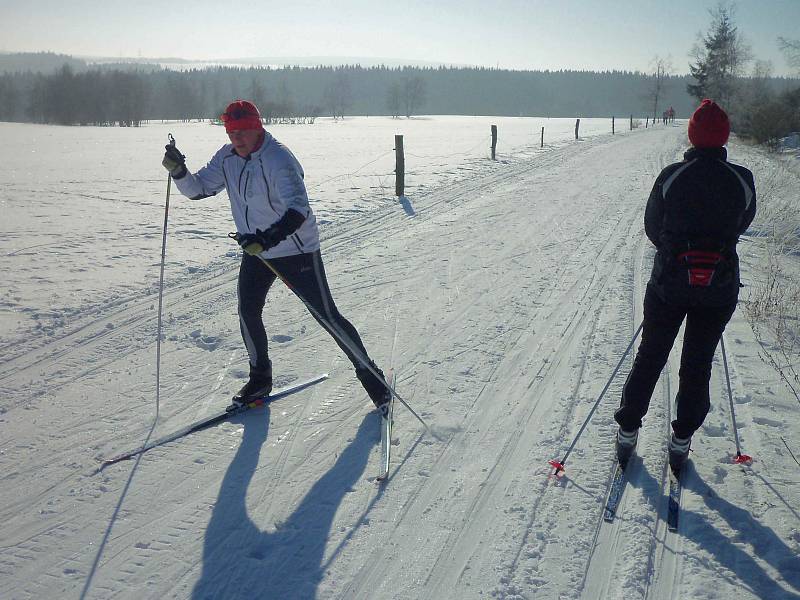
[734, 453, 753, 465]
[548, 460, 565, 474]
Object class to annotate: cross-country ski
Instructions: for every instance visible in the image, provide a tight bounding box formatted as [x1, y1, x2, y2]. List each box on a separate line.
[98, 373, 329, 469]
[602, 462, 628, 523]
[376, 372, 396, 482]
[667, 467, 684, 532]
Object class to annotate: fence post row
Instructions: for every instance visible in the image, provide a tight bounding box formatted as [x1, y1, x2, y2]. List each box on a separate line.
[394, 116, 632, 194]
[395, 134, 405, 197]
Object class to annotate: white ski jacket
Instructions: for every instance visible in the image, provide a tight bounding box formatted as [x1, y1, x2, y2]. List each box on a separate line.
[174, 132, 320, 258]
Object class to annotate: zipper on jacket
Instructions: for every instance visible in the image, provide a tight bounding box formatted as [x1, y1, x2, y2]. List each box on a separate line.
[260, 158, 278, 213]
[239, 157, 252, 230]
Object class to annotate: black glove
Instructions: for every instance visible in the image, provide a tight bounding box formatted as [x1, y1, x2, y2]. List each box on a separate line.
[237, 227, 284, 255]
[235, 209, 306, 255]
[162, 143, 187, 179]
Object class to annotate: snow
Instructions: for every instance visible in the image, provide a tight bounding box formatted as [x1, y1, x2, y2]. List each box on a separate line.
[1, 117, 799, 600]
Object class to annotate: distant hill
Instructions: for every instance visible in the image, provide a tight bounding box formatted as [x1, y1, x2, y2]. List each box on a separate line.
[0, 51, 87, 74]
[80, 54, 463, 71]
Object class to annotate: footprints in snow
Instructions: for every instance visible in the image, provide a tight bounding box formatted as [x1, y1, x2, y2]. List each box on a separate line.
[186, 329, 296, 351]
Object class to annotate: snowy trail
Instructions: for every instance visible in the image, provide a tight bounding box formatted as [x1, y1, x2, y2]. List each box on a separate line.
[2, 124, 800, 600]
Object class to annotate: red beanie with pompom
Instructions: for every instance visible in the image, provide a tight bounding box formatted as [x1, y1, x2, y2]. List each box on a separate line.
[220, 100, 263, 132]
[688, 99, 730, 148]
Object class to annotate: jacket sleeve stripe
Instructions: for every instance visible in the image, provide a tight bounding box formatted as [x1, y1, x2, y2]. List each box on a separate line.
[720, 161, 754, 212]
[662, 159, 697, 198]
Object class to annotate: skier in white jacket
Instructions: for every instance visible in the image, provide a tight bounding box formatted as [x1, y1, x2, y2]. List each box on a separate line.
[162, 99, 391, 412]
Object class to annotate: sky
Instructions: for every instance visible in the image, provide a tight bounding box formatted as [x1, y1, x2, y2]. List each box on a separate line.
[1, 0, 798, 76]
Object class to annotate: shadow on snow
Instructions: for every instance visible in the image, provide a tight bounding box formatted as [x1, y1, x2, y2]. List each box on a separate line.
[191, 407, 376, 600]
[631, 462, 800, 599]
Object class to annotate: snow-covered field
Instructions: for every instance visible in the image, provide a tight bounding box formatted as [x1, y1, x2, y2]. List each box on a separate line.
[0, 115, 621, 350]
[1, 117, 799, 600]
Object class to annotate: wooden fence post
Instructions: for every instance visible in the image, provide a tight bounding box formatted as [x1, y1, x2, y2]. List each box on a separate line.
[612, 116, 615, 135]
[575, 118, 580, 140]
[395, 134, 404, 197]
[491, 125, 498, 160]
[541, 126, 544, 148]
[630, 115, 633, 131]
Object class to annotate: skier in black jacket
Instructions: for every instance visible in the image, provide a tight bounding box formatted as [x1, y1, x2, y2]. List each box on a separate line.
[614, 99, 756, 473]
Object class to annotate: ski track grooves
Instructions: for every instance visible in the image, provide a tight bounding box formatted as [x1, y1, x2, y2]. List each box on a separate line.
[1, 126, 713, 600]
[341, 132, 681, 599]
[559, 130, 687, 600]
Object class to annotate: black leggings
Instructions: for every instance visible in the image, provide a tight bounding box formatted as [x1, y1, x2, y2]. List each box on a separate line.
[615, 285, 736, 439]
[237, 250, 371, 373]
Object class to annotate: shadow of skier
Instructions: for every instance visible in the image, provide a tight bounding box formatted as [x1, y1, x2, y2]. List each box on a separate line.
[191, 408, 376, 600]
[683, 470, 800, 598]
[633, 463, 800, 599]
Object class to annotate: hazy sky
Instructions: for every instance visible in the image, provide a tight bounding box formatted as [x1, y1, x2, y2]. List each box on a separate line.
[1, 0, 798, 75]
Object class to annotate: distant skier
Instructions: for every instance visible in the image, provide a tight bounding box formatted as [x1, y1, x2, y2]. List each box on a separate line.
[614, 99, 756, 473]
[161, 99, 391, 412]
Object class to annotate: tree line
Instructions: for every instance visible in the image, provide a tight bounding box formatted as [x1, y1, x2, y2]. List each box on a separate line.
[0, 39, 797, 149]
[0, 60, 722, 126]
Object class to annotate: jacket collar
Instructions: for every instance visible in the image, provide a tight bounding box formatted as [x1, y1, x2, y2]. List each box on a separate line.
[684, 146, 727, 161]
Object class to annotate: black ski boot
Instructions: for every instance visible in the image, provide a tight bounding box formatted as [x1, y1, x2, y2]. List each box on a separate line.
[230, 363, 273, 410]
[615, 428, 639, 469]
[355, 360, 391, 415]
[668, 433, 691, 475]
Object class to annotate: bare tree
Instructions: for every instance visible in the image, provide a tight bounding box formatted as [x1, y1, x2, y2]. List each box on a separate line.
[274, 79, 294, 121]
[647, 56, 673, 122]
[748, 60, 774, 103]
[402, 76, 426, 118]
[249, 78, 268, 118]
[778, 37, 800, 74]
[386, 81, 402, 118]
[323, 71, 352, 120]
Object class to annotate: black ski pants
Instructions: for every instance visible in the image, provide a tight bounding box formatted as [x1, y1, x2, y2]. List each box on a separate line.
[614, 284, 736, 439]
[237, 250, 371, 374]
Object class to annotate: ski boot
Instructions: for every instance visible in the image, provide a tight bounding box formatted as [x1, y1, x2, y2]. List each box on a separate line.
[668, 433, 691, 475]
[355, 360, 391, 416]
[615, 428, 639, 469]
[228, 363, 273, 411]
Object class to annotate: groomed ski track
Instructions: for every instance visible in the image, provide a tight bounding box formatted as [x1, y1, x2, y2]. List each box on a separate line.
[2, 125, 798, 600]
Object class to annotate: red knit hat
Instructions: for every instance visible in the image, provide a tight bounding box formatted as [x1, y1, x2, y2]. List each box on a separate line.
[688, 99, 730, 148]
[221, 100, 263, 132]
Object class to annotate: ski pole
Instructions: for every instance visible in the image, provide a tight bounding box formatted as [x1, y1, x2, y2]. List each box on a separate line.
[228, 233, 430, 433]
[720, 336, 752, 465]
[549, 321, 644, 475]
[154, 133, 177, 419]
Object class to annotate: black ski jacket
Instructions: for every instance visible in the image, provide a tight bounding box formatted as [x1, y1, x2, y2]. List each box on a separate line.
[645, 147, 756, 306]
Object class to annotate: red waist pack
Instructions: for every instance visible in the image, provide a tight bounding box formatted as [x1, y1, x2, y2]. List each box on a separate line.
[676, 250, 724, 287]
